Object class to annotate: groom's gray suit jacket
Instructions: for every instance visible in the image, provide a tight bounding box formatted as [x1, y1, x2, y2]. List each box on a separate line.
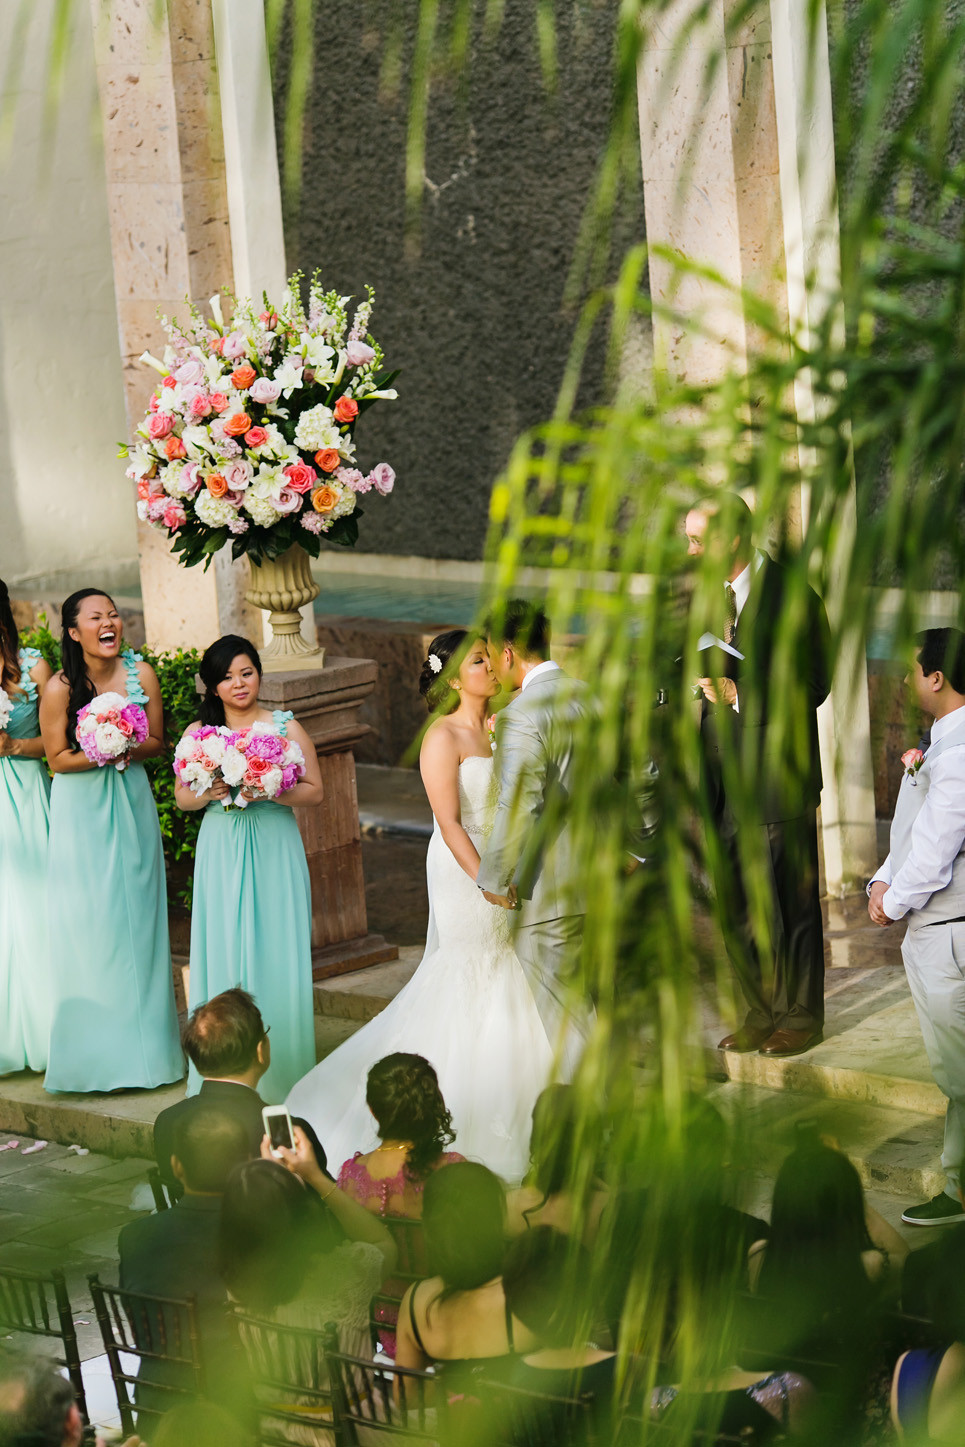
[476, 667, 589, 926]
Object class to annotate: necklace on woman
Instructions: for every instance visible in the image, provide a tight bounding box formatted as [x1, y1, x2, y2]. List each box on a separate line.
[373, 1140, 412, 1153]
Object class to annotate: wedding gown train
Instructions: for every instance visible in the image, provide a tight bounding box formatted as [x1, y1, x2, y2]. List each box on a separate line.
[286, 755, 556, 1182]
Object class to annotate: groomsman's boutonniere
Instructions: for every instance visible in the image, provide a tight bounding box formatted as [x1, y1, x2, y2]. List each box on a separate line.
[486, 714, 497, 752]
[901, 747, 925, 785]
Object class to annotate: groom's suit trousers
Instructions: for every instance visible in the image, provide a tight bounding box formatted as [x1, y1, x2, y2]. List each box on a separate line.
[514, 911, 589, 1079]
[901, 921, 965, 1196]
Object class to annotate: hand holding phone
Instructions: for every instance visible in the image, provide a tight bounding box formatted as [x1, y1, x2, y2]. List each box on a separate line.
[262, 1105, 295, 1157]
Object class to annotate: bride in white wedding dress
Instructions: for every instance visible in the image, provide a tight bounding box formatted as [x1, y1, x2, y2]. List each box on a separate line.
[286, 630, 556, 1183]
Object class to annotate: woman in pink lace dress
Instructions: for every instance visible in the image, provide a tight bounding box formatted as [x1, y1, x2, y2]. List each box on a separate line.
[337, 1054, 465, 1355]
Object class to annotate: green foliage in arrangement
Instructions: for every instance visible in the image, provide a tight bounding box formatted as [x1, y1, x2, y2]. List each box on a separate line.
[18, 614, 201, 909]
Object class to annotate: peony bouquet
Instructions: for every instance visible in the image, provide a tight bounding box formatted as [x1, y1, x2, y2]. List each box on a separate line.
[0, 688, 11, 732]
[124, 272, 399, 569]
[76, 693, 149, 771]
[174, 723, 305, 807]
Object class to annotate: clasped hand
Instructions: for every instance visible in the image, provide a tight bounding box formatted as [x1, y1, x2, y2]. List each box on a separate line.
[696, 677, 737, 707]
[482, 884, 518, 911]
[867, 880, 893, 927]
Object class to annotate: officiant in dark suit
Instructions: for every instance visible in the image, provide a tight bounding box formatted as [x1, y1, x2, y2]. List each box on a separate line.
[686, 493, 831, 1058]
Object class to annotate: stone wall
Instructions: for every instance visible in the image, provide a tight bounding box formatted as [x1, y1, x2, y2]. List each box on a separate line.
[272, 1, 643, 562]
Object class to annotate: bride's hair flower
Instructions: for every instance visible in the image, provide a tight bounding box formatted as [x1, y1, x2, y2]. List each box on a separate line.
[428, 654, 442, 674]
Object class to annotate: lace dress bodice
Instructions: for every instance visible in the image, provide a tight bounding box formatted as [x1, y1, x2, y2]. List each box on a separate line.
[450, 754, 499, 840]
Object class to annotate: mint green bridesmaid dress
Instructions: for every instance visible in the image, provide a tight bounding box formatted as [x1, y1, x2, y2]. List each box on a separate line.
[44, 651, 184, 1093]
[186, 709, 316, 1104]
[0, 648, 52, 1074]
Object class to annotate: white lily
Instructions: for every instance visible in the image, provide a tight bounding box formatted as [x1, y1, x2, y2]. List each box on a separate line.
[274, 360, 304, 397]
[139, 351, 169, 376]
[209, 294, 224, 330]
[368, 389, 398, 400]
[332, 349, 347, 386]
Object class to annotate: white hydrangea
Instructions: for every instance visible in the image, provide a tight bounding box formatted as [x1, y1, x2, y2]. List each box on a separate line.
[195, 491, 240, 528]
[331, 483, 357, 521]
[294, 404, 339, 453]
[244, 494, 283, 528]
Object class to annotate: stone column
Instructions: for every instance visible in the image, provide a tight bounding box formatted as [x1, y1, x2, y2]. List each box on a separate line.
[90, 0, 262, 651]
[258, 662, 399, 979]
[636, 0, 878, 893]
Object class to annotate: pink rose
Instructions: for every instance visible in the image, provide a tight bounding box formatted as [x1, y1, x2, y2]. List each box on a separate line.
[189, 393, 213, 417]
[149, 394, 159, 413]
[209, 336, 226, 356]
[249, 377, 282, 405]
[346, 341, 375, 367]
[209, 392, 229, 413]
[162, 375, 177, 390]
[137, 478, 151, 500]
[148, 413, 174, 439]
[283, 461, 316, 494]
[222, 460, 253, 490]
[175, 360, 205, 385]
[259, 311, 278, 329]
[244, 426, 269, 448]
[163, 502, 187, 529]
[222, 332, 248, 360]
[271, 487, 303, 515]
[334, 395, 359, 423]
[370, 462, 395, 495]
[901, 748, 925, 773]
[181, 461, 202, 496]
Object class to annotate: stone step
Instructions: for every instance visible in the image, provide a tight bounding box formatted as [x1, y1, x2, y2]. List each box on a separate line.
[312, 946, 421, 1021]
[704, 965, 946, 1117]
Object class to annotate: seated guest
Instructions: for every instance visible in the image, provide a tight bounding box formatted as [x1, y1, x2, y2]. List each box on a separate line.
[0, 1355, 142, 1447]
[154, 988, 322, 1192]
[395, 1162, 537, 1391]
[337, 1052, 464, 1355]
[118, 1106, 252, 1423]
[891, 1342, 965, 1442]
[505, 1086, 609, 1245]
[902, 1196, 965, 1324]
[221, 1126, 396, 1440]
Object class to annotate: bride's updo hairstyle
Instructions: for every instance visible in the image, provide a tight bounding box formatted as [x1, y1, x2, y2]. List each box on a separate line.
[60, 588, 118, 748]
[0, 578, 21, 694]
[419, 629, 468, 714]
[198, 634, 262, 727]
[365, 1052, 455, 1182]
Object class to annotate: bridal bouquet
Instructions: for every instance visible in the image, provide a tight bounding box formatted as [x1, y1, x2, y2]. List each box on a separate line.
[124, 272, 399, 569]
[0, 688, 11, 732]
[229, 725, 306, 805]
[76, 693, 149, 771]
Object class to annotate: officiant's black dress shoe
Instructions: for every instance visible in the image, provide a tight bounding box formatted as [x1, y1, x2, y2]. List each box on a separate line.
[718, 1025, 771, 1052]
[759, 1028, 823, 1057]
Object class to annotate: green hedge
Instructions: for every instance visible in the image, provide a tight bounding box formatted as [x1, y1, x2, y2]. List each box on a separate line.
[20, 615, 202, 909]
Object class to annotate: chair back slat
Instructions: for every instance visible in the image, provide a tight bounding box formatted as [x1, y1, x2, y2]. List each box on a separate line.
[323, 1325, 445, 1444]
[235, 1310, 335, 1446]
[0, 1267, 88, 1424]
[88, 1274, 205, 1433]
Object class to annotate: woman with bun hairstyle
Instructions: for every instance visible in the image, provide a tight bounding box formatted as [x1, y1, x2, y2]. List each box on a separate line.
[39, 588, 182, 1092]
[0, 580, 53, 1073]
[288, 630, 554, 1181]
[175, 634, 323, 1102]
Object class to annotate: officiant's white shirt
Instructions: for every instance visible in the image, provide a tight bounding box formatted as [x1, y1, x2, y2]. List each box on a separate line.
[871, 702, 965, 920]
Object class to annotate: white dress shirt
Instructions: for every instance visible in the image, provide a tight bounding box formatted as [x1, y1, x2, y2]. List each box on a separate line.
[520, 659, 560, 692]
[873, 703, 965, 920]
[722, 551, 764, 713]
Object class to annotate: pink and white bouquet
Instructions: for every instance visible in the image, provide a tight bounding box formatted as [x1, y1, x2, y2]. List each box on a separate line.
[124, 272, 399, 570]
[174, 723, 305, 807]
[0, 688, 11, 732]
[76, 692, 149, 771]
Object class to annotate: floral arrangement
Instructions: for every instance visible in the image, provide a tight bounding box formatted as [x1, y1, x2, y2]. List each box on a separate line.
[124, 273, 399, 568]
[174, 723, 305, 808]
[76, 692, 149, 770]
[0, 688, 11, 732]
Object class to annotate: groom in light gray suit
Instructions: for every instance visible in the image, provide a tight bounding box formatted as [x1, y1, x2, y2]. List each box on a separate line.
[476, 600, 591, 1073]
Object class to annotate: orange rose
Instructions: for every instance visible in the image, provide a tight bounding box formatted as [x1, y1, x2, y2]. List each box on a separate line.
[230, 364, 256, 389]
[333, 396, 359, 423]
[223, 412, 252, 437]
[314, 448, 340, 473]
[311, 485, 338, 514]
[165, 435, 186, 460]
[206, 472, 229, 498]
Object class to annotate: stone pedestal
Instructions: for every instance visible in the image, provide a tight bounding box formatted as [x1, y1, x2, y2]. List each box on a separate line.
[257, 659, 399, 979]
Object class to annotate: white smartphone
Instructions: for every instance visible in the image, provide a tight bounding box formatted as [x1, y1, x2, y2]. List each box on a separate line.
[262, 1105, 295, 1156]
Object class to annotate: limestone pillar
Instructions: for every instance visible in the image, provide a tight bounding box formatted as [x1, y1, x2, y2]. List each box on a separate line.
[258, 663, 399, 979]
[90, 0, 262, 652]
[636, 0, 878, 893]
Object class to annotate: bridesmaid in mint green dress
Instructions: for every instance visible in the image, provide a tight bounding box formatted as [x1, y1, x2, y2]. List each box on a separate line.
[40, 589, 183, 1093]
[175, 635, 322, 1103]
[0, 581, 54, 1074]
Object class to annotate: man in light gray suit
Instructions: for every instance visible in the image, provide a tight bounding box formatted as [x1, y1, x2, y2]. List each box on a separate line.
[476, 600, 591, 1073]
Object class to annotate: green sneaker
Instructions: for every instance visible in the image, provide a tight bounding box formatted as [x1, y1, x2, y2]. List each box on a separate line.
[901, 1192, 965, 1226]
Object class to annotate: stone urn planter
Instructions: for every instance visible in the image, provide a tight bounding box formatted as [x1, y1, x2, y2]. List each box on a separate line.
[245, 544, 324, 671]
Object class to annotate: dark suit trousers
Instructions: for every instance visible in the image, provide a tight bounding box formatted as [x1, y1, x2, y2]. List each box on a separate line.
[715, 807, 824, 1032]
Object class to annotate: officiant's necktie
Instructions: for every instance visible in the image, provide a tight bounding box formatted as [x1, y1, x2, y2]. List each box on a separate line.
[724, 583, 737, 646]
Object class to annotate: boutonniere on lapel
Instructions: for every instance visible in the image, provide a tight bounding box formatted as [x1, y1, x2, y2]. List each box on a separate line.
[901, 747, 925, 785]
[485, 714, 497, 753]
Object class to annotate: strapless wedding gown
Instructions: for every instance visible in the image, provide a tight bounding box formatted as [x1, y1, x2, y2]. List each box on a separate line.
[286, 755, 555, 1182]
